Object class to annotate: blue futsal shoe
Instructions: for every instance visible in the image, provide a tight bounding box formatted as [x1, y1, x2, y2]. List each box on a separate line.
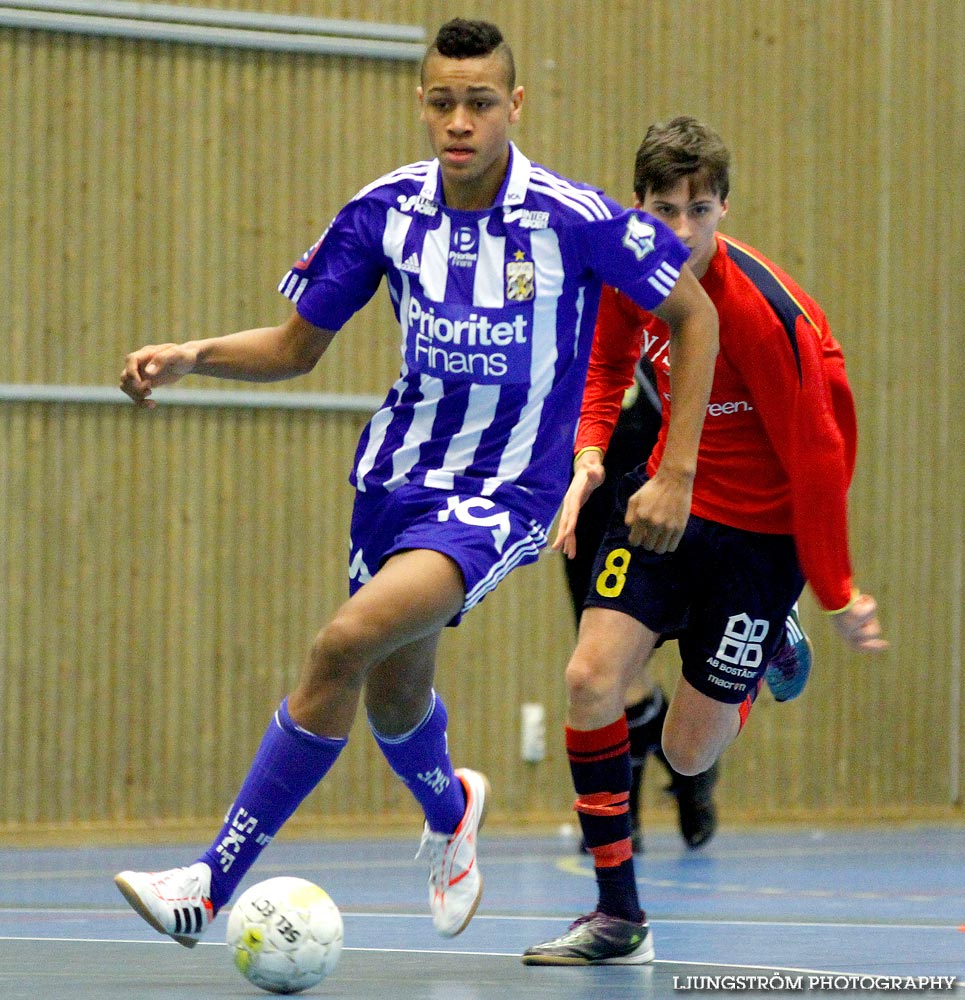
[764, 604, 813, 702]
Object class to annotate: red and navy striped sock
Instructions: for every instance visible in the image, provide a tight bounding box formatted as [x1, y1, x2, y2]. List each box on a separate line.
[567, 717, 643, 923]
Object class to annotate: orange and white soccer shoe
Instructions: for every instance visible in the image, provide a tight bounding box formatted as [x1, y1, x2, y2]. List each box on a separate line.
[415, 767, 490, 937]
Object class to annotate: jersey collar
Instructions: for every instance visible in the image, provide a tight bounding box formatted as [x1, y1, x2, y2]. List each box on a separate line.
[698, 233, 727, 293]
[420, 142, 531, 210]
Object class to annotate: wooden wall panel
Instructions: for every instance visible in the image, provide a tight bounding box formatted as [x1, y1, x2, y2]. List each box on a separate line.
[0, 26, 417, 394]
[0, 0, 961, 841]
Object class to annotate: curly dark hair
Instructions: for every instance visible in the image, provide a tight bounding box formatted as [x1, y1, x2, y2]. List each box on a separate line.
[422, 18, 515, 89]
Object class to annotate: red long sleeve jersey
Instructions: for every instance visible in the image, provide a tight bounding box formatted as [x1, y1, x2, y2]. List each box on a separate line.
[576, 233, 858, 611]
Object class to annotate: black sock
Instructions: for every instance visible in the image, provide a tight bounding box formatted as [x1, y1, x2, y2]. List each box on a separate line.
[626, 686, 666, 763]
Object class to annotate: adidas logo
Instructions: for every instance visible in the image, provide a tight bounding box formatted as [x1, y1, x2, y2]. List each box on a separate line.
[173, 904, 206, 934]
[400, 252, 421, 274]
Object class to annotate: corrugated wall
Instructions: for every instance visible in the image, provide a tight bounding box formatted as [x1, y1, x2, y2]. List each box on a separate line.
[0, 0, 962, 842]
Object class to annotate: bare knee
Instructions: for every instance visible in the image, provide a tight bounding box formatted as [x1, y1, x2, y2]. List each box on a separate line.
[566, 609, 658, 729]
[662, 731, 718, 776]
[661, 678, 740, 775]
[565, 654, 625, 728]
[287, 612, 386, 734]
[306, 612, 383, 692]
[661, 710, 734, 776]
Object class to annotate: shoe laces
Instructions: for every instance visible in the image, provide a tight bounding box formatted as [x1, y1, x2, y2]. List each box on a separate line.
[153, 866, 205, 900]
[415, 829, 450, 888]
[567, 911, 600, 931]
[768, 639, 799, 677]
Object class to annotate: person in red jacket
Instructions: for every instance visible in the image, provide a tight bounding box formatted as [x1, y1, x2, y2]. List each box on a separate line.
[524, 117, 887, 966]
[562, 357, 721, 855]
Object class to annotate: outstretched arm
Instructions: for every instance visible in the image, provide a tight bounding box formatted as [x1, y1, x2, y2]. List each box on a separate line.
[736, 307, 887, 654]
[120, 311, 336, 408]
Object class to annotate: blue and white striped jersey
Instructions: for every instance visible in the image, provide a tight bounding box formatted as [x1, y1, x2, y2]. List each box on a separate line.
[278, 143, 689, 529]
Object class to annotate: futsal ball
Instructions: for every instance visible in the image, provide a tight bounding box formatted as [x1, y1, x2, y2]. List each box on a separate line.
[226, 876, 343, 995]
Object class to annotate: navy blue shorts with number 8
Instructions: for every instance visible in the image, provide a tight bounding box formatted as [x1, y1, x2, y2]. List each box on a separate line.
[582, 467, 805, 704]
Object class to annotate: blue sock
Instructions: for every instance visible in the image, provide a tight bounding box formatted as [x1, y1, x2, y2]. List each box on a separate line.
[198, 699, 346, 911]
[370, 690, 466, 835]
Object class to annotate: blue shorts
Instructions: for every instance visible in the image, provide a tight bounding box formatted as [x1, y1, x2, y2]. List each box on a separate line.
[583, 468, 805, 704]
[348, 484, 548, 625]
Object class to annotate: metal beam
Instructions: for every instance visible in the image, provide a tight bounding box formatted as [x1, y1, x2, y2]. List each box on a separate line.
[0, 1, 425, 40]
[0, 383, 382, 413]
[0, 0, 426, 59]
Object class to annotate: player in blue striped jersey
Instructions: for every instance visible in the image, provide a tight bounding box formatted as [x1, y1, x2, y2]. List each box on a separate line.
[278, 144, 692, 534]
[115, 18, 718, 952]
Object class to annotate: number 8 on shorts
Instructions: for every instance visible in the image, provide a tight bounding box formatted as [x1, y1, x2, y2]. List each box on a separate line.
[595, 547, 632, 598]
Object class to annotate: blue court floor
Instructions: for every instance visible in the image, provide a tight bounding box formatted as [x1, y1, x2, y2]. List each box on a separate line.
[0, 824, 961, 998]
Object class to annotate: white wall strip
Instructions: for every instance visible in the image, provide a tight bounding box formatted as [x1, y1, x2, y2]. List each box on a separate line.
[1, 1, 426, 40]
[0, 0, 426, 59]
[0, 383, 382, 413]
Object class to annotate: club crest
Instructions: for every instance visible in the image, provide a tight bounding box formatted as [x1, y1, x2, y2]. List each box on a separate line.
[506, 256, 535, 302]
[622, 214, 657, 261]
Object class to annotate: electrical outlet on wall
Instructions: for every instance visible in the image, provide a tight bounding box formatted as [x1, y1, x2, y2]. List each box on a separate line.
[520, 702, 546, 762]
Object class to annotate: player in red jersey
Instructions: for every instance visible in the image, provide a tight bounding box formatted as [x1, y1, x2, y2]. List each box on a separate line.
[524, 117, 887, 966]
[562, 359, 721, 855]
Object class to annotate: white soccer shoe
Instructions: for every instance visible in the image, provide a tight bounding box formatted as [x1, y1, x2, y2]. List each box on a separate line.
[114, 862, 216, 948]
[415, 767, 490, 937]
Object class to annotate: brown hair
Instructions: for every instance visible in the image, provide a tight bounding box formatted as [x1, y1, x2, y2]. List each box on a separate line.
[634, 116, 731, 201]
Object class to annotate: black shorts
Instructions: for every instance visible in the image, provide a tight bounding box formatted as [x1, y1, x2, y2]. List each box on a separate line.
[582, 467, 805, 704]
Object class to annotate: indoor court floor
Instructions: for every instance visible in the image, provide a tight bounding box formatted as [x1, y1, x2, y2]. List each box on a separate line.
[0, 824, 961, 999]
